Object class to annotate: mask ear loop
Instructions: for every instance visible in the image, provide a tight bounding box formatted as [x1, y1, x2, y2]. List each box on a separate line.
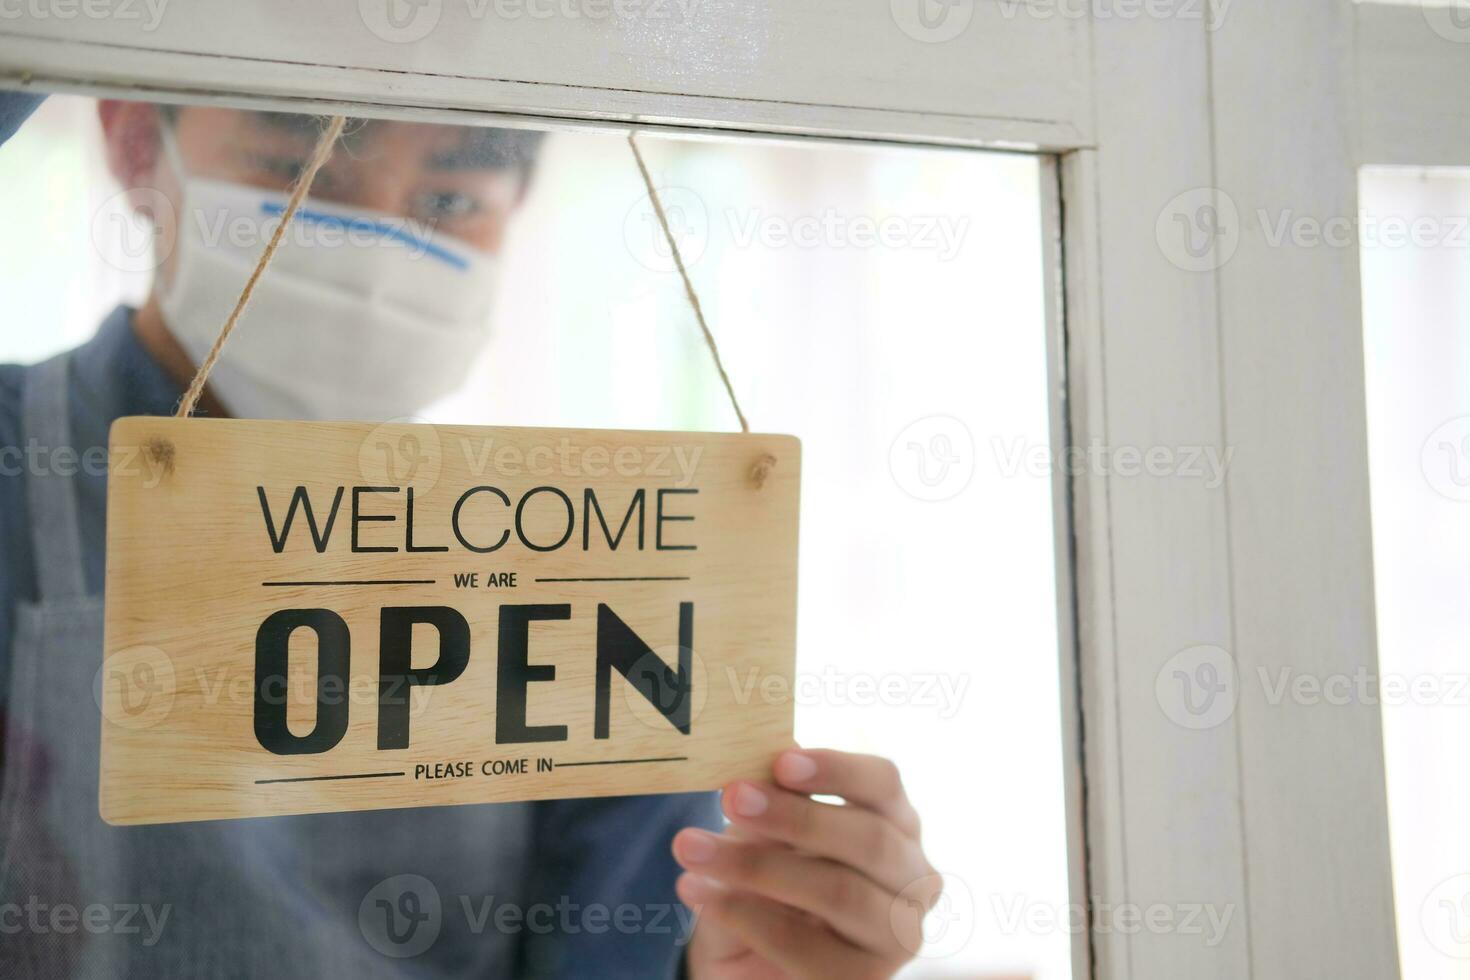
[173, 114, 348, 419]
[626, 132, 776, 489]
[152, 126, 196, 326]
[156, 124, 189, 184]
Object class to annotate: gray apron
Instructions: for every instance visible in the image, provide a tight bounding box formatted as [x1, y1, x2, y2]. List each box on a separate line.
[0, 353, 535, 978]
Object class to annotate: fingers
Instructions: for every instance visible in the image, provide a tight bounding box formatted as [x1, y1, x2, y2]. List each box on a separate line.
[773, 748, 922, 839]
[677, 874, 888, 980]
[674, 750, 934, 976]
[672, 828, 919, 956]
[721, 781, 933, 898]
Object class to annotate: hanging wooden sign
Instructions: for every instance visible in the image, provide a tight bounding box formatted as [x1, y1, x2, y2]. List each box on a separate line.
[98, 417, 799, 826]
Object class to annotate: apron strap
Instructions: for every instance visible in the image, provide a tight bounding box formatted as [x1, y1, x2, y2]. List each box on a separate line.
[21, 351, 88, 601]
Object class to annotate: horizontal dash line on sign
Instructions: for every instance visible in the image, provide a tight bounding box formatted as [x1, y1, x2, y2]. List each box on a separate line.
[534, 576, 691, 583]
[255, 772, 405, 784]
[262, 580, 437, 587]
[556, 756, 689, 768]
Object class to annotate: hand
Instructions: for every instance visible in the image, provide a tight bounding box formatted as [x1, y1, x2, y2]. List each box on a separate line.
[674, 748, 941, 979]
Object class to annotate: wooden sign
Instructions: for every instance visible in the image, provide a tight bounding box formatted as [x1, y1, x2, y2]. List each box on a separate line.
[99, 418, 799, 826]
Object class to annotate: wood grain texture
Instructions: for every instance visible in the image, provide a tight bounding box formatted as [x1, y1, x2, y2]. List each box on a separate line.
[99, 418, 799, 826]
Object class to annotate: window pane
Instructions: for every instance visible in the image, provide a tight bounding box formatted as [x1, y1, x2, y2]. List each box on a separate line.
[0, 94, 1073, 978]
[1361, 166, 1470, 980]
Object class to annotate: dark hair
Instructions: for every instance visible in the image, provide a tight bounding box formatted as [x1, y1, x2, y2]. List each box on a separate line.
[153, 102, 545, 171]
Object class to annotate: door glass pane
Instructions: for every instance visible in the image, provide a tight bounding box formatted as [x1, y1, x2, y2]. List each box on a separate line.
[0, 93, 1074, 979]
[1360, 165, 1470, 980]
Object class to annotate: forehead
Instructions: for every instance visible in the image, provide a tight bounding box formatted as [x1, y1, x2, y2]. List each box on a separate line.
[212, 109, 541, 171]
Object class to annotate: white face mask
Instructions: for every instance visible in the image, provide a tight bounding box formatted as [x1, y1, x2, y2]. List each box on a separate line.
[156, 128, 501, 421]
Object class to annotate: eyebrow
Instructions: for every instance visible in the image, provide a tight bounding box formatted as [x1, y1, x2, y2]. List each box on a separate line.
[428, 128, 543, 171]
[248, 111, 330, 140]
[245, 112, 542, 170]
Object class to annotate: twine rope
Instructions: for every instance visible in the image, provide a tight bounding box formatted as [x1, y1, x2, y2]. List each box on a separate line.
[174, 114, 348, 418]
[625, 132, 751, 436]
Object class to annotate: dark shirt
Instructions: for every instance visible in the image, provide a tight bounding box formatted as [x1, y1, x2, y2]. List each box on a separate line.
[0, 306, 178, 677]
[0, 91, 43, 145]
[0, 308, 716, 977]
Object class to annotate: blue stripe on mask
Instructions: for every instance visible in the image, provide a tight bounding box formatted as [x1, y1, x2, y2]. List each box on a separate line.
[260, 202, 470, 271]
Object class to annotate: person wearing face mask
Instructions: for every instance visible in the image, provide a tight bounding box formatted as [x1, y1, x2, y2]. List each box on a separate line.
[136, 102, 522, 422]
[0, 96, 941, 980]
[151, 112, 510, 421]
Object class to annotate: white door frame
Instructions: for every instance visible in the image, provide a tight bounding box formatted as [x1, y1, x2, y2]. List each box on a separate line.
[3, 2, 1458, 976]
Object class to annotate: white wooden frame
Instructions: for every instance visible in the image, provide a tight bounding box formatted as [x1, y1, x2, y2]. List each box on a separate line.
[3, 2, 1459, 976]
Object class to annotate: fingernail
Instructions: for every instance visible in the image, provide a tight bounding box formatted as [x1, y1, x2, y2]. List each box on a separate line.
[776, 750, 818, 785]
[678, 829, 718, 864]
[730, 782, 769, 818]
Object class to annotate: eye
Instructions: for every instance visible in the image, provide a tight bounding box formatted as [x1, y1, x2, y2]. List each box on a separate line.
[414, 189, 483, 221]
